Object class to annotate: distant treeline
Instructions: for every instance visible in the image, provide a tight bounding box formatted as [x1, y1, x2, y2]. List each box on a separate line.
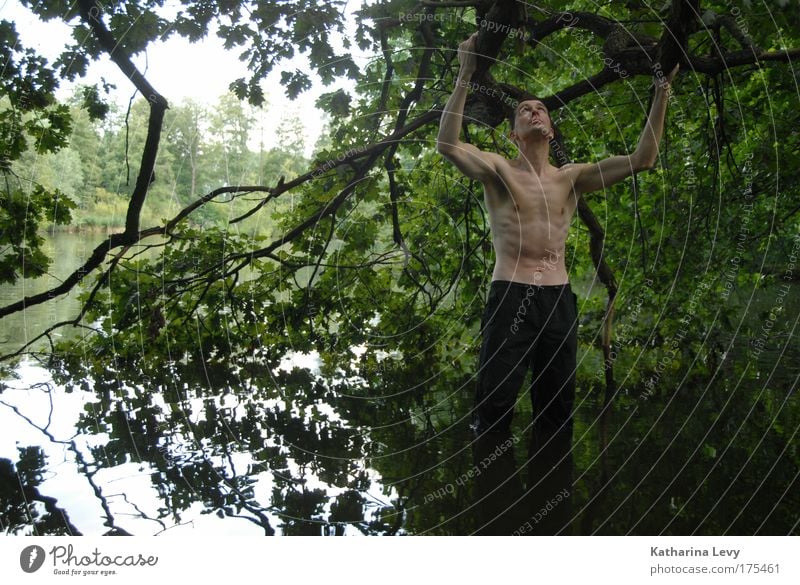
[10, 89, 315, 233]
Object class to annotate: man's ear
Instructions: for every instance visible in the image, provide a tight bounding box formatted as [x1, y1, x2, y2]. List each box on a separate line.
[508, 130, 517, 145]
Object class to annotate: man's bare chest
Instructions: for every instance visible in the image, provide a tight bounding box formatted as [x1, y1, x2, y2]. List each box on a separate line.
[484, 165, 575, 217]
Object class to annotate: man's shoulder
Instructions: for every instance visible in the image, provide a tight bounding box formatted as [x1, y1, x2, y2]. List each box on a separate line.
[554, 161, 591, 184]
[558, 161, 590, 173]
[480, 150, 510, 165]
[472, 151, 512, 184]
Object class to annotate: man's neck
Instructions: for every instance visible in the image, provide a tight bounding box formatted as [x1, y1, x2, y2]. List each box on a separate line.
[513, 137, 550, 175]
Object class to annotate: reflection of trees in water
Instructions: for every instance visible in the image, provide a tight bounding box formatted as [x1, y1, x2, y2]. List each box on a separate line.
[1, 447, 81, 535]
[2, 357, 409, 535]
[2, 334, 798, 535]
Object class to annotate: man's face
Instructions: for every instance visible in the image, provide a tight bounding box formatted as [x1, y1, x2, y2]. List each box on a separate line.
[513, 99, 553, 141]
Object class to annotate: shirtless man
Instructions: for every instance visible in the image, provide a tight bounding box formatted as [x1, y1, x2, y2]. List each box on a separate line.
[437, 33, 677, 436]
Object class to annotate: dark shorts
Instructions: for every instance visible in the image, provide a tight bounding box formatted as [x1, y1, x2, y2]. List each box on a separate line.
[474, 280, 578, 435]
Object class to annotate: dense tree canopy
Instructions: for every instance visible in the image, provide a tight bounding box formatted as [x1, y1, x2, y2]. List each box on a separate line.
[1, 0, 799, 535]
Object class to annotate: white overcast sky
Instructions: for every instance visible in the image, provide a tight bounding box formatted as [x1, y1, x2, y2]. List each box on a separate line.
[1, 0, 370, 157]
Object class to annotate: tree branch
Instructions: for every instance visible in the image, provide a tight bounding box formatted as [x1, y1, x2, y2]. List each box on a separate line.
[76, 0, 168, 239]
[689, 47, 800, 73]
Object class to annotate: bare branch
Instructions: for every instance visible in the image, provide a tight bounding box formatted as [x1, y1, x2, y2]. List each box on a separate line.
[76, 0, 168, 238]
[689, 47, 800, 73]
[527, 11, 618, 41]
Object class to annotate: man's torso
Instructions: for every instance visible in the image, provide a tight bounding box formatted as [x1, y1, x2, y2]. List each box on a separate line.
[481, 158, 579, 286]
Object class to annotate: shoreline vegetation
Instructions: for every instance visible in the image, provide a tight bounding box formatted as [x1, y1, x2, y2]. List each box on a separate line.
[7, 89, 316, 239]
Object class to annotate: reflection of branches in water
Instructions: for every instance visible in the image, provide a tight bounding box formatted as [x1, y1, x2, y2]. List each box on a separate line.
[0, 383, 132, 535]
[205, 458, 276, 536]
[110, 491, 167, 532]
[150, 388, 354, 534]
[216, 433, 276, 535]
[0, 446, 83, 535]
[198, 384, 404, 534]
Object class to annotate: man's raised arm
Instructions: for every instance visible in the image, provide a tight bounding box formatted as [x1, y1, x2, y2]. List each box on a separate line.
[569, 65, 679, 195]
[436, 33, 499, 182]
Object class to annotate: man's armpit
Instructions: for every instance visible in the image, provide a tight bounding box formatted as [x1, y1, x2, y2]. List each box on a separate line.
[559, 163, 587, 192]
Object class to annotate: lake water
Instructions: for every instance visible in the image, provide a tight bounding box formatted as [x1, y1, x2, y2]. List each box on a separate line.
[0, 231, 108, 357]
[1, 231, 798, 535]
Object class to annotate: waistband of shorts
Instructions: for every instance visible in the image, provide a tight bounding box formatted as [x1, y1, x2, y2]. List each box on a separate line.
[490, 279, 571, 291]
